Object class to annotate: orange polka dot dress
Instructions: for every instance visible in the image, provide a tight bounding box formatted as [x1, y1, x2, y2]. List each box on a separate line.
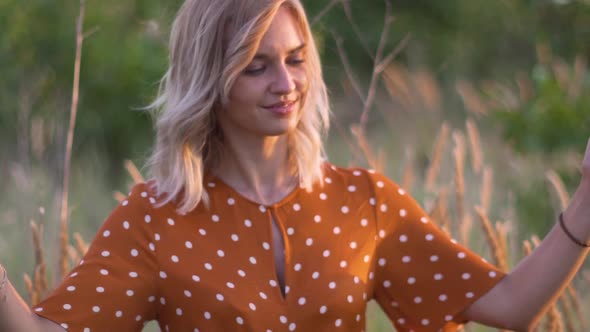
[33, 163, 506, 331]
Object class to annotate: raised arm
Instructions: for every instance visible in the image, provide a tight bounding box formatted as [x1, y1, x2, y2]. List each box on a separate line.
[462, 139, 590, 331]
[0, 265, 65, 332]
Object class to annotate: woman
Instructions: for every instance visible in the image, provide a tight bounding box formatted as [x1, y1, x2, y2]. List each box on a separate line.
[1, 0, 589, 331]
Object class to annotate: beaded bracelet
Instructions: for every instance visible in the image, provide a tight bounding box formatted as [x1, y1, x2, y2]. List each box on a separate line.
[559, 212, 590, 248]
[0, 264, 7, 303]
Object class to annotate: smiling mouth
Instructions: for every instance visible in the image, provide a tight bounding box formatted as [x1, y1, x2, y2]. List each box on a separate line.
[262, 99, 298, 115]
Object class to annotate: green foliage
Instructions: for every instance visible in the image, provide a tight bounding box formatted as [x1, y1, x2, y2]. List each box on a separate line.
[493, 64, 590, 155]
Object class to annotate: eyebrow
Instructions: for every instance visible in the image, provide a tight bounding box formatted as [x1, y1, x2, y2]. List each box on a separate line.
[252, 43, 307, 60]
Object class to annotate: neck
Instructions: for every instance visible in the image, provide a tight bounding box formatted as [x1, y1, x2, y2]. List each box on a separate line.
[214, 133, 298, 205]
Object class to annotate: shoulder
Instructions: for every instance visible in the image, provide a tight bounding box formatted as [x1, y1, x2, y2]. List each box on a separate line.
[321, 162, 402, 193]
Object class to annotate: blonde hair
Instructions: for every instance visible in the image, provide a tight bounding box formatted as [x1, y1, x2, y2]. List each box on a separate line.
[146, 0, 330, 214]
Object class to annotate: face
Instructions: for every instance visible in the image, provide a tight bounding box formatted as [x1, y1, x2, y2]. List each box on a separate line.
[219, 5, 309, 139]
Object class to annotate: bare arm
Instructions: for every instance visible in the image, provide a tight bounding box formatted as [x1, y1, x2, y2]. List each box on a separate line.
[0, 266, 65, 332]
[462, 139, 590, 331]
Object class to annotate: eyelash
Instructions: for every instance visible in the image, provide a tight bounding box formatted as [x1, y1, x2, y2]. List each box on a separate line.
[243, 58, 305, 76]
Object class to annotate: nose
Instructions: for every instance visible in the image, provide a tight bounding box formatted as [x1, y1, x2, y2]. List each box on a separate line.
[270, 63, 296, 95]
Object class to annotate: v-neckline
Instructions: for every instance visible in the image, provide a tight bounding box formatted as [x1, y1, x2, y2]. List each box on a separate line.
[206, 173, 303, 209]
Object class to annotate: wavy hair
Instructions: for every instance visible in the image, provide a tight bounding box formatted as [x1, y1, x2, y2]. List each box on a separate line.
[146, 0, 330, 214]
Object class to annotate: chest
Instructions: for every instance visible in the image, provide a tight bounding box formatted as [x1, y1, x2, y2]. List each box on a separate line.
[155, 193, 378, 331]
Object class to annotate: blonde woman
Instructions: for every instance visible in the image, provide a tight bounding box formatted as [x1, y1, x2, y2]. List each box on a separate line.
[1, 0, 590, 331]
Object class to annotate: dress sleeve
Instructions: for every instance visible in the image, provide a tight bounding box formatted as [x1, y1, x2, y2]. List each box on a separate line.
[369, 171, 507, 332]
[32, 184, 159, 332]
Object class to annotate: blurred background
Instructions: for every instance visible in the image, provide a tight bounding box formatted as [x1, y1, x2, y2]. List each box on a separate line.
[1, 0, 589, 330]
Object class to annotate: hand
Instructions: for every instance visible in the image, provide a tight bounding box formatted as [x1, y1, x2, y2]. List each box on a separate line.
[583, 138, 590, 181]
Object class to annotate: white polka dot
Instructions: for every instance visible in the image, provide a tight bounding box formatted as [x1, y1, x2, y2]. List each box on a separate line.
[312, 271, 320, 279]
[305, 238, 313, 246]
[144, 215, 151, 223]
[259, 292, 268, 299]
[378, 230, 386, 238]
[380, 204, 388, 212]
[280, 316, 288, 324]
[353, 276, 360, 284]
[130, 249, 139, 257]
[376, 181, 384, 188]
[60, 324, 68, 329]
[462, 273, 471, 280]
[333, 227, 341, 234]
[122, 200, 128, 206]
[294, 263, 302, 271]
[466, 292, 474, 298]
[293, 203, 301, 211]
[171, 255, 179, 263]
[63, 304, 72, 310]
[126, 290, 134, 296]
[123, 221, 130, 229]
[289, 323, 296, 331]
[129, 272, 138, 278]
[259, 205, 266, 213]
[204, 312, 212, 319]
[207, 182, 216, 188]
[430, 255, 439, 262]
[159, 271, 167, 279]
[407, 277, 416, 284]
[176, 308, 183, 316]
[383, 280, 391, 288]
[489, 271, 497, 278]
[329, 281, 336, 289]
[360, 219, 368, 227]
[154, 233, 161, 241]
[96, 287, 105, 293]
[298, 297, 306, 305]
[421, 319, 429, 326]
[314, 215, 321, 223]
[192, 275, 200, 282]
[67, 286, 76, 291]
[363, 255, 371, 263]
[149, 243, 156, 251]
[439, 294, 447, 302]
[244, 219, 252, 227]
[287, 228, 295, 236]
[399, 209, 407, 217]
[378, 258, 386, 266]
[185, 241, 193, 249]
[445, 315, 453, 321]
[101, 251, 110, 257]
[141, 191, 148, 198]
[402, 256, 411, 263]
[347, 295, 354, 303]
[211, 215, 220, 222]
[231, 234, 239, 242]
[217, 250, 225, 257]
[323, 250, 330, 257]
[320, 305, 327, 314]
[102, 230, 110, 237]
[335, 318, 342, 327]
[399, 235, 408, 242]
[458, 252, 466, 259]
[204, 263, 213, 270]
[341, 206, 349, 214]
[425, 234, 434, 241]
[319, 193, 328, 200]
[227, 198, 235, 205]
[100, 269, 109, 276]
[414, 296, 422, 304]
[325, 177, 333, 183]
[238, 270, 246, 277]
[249, 303, 256, 311]
[167, 218, 175, 226]
[420, 217, 428, 223]
[226, 282, 235, 289]
[262, 242, 270, 250]
[339, 260, 347, 268]
[92, 306, 100, 313]
[398, 188, 406, 195]
[434, 273, 443, 280]
[249, 257, 257, 264]
[148, 296, 156, 302]
[397, 318, 405, 325]
[115, 310, 123, 318]
[216, 294, 224, 301]
[199, 229, 207, 235]
[269, 280, 278, 287]
[184, 290, 192, 297]
[348, 185, 356, 192]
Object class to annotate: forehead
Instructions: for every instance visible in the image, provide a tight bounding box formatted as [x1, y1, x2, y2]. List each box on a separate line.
[256, 6, 305, 54]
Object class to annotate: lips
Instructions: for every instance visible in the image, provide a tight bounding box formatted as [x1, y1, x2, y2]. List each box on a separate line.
[262, 99, 298, 115]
